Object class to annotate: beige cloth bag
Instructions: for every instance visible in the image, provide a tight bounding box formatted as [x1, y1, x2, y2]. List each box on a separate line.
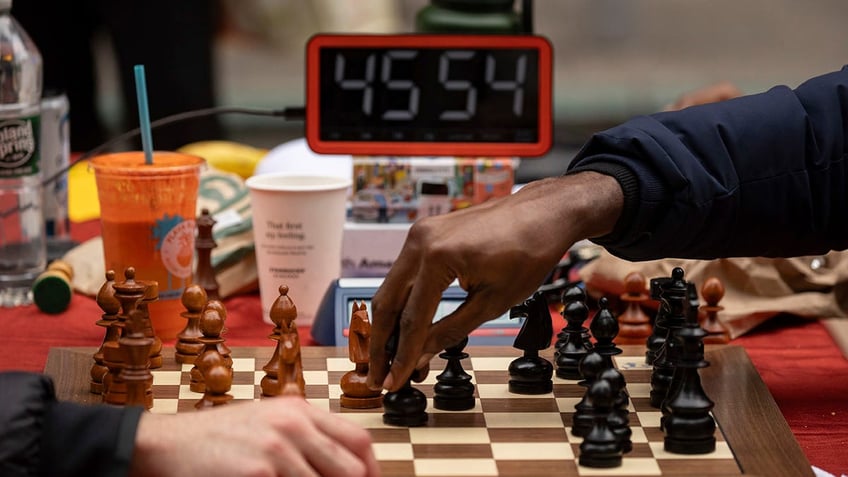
[578, 249, 848, 338]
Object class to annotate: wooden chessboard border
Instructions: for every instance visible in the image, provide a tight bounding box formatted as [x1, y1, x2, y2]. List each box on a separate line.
[44, 345, 813, 477]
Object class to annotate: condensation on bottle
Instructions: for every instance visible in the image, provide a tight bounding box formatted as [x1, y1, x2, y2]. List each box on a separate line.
[0, 0, 45, 307]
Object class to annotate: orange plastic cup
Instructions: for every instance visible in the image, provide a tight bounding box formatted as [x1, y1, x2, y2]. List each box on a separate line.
[90, 151, 205, 340]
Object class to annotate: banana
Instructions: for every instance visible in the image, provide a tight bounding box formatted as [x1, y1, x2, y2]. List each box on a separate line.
[178, 140, 268, 179]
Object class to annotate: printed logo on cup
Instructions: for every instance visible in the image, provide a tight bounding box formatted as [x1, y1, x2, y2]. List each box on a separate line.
[153, 214, 196, 296]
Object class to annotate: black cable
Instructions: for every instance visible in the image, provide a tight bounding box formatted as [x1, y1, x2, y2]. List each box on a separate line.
[0, 105, 304, 219]
[40, 105, 306, 187]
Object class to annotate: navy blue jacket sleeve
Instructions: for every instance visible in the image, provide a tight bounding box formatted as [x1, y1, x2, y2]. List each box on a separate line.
[567, 66, 848, 261]
[0, 372, 143, 477]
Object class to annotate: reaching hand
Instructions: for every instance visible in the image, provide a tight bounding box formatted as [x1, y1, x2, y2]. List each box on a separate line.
[664, 81, 742, 111]
[367, 172, 623, 392]
[130, 396, 379, 477]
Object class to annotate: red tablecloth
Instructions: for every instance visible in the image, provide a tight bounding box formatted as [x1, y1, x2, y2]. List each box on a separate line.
[1, 220, 846, 474]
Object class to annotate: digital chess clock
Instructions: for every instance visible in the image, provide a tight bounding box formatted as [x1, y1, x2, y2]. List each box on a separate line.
[305, 34, 553, 157]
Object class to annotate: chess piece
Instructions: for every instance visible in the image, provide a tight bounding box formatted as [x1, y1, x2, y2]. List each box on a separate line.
[104, 267, 147, 407]
[589, 297, 622, 372]
[646, 274, 674, 365]
[663, 283, 716, 454]
[120, 308, 154, 409]
[700, 277, 730, 344]
[195, 208, 220, 301]
[598, 368, 632, 454]
[434, 336, 476, 410]
[194, 301, 234, 408]
[571, 350, 605, 437]
[617, 271, 652, 344]
[175, 284, 207, 365]
[578, 378, 623, 468]
[340, 301, 383, 408]
[261, 285, 305, 397]
[137, 279, 163, 369]
[91, 270, 120, 394]
[508, 291, 554, 394]
[555, 285, 593, 380]
[650, 268, 688, 409]
[191, 300, 233, 394]
[383, 379, 429, 427]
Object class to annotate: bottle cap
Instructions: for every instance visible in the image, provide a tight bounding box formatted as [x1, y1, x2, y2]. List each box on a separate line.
[32, 270, 73, 314]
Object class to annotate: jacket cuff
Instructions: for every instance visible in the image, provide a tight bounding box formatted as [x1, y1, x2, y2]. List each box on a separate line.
[566, 159, 640, 246]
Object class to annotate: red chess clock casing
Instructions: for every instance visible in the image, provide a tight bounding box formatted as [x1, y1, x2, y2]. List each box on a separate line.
[306, 34, 553, 157]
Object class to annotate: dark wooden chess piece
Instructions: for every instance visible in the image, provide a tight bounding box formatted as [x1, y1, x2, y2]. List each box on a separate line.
[650, 267, 688, 409]
[340, 302, 383, 408]
[571, 351, 605, 437]
[176, 284, 207, 366]
[195, 208, 220, 301]
[120, 308, 154, 409]
[195, 300, 234, 408]
[191, 300, 233, 394]
[598, 368, 632, 454]
[508, 291, 554, 394]
[589, 297, 622, 372]
[137, 279, 163, 369]
[663, 283, 716, 454]
[103, 267, 144, 406]
[617, 271, 652, 344]
[555, 285, 593, 380]
[578, 378, 623, 468]
[646, 274, 674, 365]
[700, 277, 730, 344]
[91, 270, 119, 394]
[434, 336, 476, 410]
[382, 324, 428, 427]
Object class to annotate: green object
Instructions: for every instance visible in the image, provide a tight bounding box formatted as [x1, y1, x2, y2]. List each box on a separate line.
[32, 271, 72, 314]
[415, 0, 522, 33]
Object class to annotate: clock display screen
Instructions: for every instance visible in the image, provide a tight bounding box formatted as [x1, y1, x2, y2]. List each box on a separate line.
[306, 35, 552, 156]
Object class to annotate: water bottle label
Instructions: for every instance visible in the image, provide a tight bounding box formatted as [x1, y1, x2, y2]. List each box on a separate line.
[0, 115, 41, 178]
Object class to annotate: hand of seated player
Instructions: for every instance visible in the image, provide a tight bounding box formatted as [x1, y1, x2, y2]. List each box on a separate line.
[367, 172, 624, 392]
[129, 396, 379, 477]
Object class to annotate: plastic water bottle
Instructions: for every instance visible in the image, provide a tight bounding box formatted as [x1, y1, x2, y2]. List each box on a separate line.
[0, 0, 44, 307]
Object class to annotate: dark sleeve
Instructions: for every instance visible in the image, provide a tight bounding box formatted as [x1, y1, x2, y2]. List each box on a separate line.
[567, 66, 848, 261]
[0, 372, 143, 477]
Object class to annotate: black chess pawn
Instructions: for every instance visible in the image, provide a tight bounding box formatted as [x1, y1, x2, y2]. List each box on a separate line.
[571, 351, 605, 437]
[598, 368, 632, 454]
[508, 291, 554, 394]
[555, 286, 593, 380]
[650, 268, 688, 409]
[578, 378, 623, 468]
[383, 379, 429, 427]
[589, 297, 622, 372]
[434, 337, 476, 410]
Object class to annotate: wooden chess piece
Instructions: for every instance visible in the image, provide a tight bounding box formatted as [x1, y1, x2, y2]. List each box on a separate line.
[191, 300, 233, 393]
[195, 208, 220, 301]
[578, 378, 623, 468]
[555, 285, 593, 380]
[650, 268, 688, 409]
[262, 285, 305, 397]
[120, 308, 154, 409]
[700, 277, 730, 344]
[137, 279, 163, 369]
[340, 301, 383, 408]
[104, 267, 146, 406]
[91, 270, 119, 394]
[176, 284, 207, 366]
[194, 301, 233, 408]
[617, 271, 652, 344]
[508, 291, 554, 395]
[434, 337, 476, 410]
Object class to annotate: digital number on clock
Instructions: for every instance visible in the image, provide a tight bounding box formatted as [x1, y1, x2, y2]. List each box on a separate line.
[306, 35, 552, 157]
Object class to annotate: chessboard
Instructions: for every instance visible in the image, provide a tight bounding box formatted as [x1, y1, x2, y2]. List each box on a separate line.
[44, 344, 813, 477]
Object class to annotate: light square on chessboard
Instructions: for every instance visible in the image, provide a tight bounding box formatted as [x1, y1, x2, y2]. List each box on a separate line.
[469, 356, 515, 371]
[614, 356, 653, 370]
[151, 370, 181, 386]
[483, 412, 565, 428]
[409, 427, 490, 444]
[414, 458, 499, 476]
[372, 442, 414, 461]
[577, 458, 661, 476]
[490, 442, 574, 460]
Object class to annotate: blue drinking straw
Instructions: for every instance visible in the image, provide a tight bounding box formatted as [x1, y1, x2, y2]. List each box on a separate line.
[133, 64, 154, 165]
